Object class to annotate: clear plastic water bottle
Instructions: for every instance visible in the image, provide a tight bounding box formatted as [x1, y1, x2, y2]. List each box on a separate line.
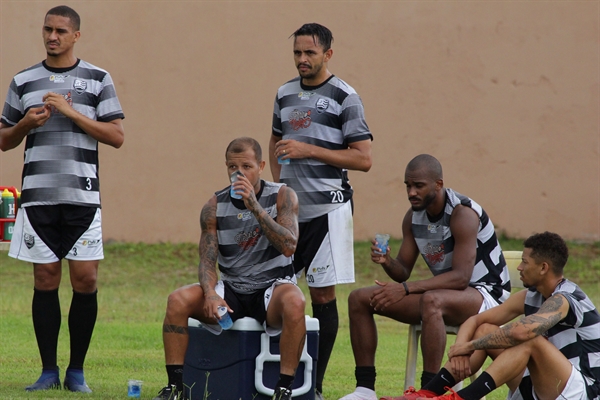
[217, 306, 233, 330]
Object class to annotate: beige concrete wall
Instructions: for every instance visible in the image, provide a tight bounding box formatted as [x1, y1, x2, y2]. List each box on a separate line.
[1, 1, 598, 243]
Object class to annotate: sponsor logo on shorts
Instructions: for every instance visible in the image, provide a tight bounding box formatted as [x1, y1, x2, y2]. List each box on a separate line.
[24, 233, 35, 249]
[82, 239, 101, 247]
[73, 79, 87, 95]
[311, 265, 329, 274]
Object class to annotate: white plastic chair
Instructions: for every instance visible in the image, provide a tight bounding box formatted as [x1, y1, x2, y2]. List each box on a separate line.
[403, 251, 523, 394]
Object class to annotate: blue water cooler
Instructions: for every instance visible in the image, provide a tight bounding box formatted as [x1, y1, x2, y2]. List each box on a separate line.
[183, 316, 319, 400]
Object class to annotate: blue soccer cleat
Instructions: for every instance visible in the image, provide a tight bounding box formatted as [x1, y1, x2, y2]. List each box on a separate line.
[25, 369, 61, 391]
[63, 368, 92, 393]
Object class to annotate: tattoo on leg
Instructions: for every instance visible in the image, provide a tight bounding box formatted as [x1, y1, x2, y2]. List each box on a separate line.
[163, 324, 188, 334]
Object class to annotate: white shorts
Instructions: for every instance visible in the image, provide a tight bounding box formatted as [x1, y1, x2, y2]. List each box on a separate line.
[297, 201, 355, 287]
[9, 206, 103, 263]
[507, 365, 587, 400]
[476, 286, 502, 313]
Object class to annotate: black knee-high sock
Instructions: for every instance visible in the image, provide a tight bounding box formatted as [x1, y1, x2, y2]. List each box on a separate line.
[312, 299, 338, 393]
[355, 366, 376, 391]
[423, 368, 456, 395]
[166, 365, 184, 391]
[67, 290, 98, 370]
[32, 288, 61, 370]
[457, 371, 496, 400]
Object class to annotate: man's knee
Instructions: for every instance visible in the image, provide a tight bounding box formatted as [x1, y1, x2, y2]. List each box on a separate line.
[473, 323, 499, 338]
[348, 287, 373, 314]
[166, 287, 197, 315]
[419, 291, 444, 315]
[309, 285, 335, 304]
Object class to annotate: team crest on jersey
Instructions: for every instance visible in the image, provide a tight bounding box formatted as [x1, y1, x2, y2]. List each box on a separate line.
[424, 242, 445, 265]
[316, 98, 329, 114]
[235, 228, 262, 250]
[288, 109, 311, 131]
[24, 233, 35, 249]
[73, 79, 87, 95]
[237, 211, 253, 221]
[298, 91, 315, 100]
[49, 74, 68, 83]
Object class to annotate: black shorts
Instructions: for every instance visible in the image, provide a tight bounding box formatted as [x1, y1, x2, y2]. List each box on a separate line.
[26, 204, 98, 259]
[293, 213, 329, 275]
[223, 281, 270, 325]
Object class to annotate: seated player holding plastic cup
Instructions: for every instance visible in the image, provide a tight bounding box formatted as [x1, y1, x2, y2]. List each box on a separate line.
[153, 137, 305, 400]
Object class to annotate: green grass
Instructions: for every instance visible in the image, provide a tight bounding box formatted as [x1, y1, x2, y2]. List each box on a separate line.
[0, 239, 598, 400]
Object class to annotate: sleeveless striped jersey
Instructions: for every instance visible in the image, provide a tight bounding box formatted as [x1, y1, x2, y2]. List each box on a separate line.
[411, 188, 511, 303]
[524, 280, 600, 398]
[272, 75, 372, 222]
[216, 180, 294, 294]
[1, 59, 124, 208]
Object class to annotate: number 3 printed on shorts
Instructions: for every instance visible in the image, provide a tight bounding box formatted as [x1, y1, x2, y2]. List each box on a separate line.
[330, 190, 344, 203]
[86, 178, 92, 190]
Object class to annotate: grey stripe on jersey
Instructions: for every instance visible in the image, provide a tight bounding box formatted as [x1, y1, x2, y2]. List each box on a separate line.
[412, 188, 511, 303]
[1, 60, 124, 207]
[272, 75, 372, 222]
[215, 181, 294, 293]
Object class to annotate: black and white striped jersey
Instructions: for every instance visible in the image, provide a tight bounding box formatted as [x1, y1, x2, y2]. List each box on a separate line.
[215, 180, 294, 294]
[524, 280, 600, 398]
[272, 75, 372, 222]
[1, 59, 124, 208]
[411, 188, 511, 303]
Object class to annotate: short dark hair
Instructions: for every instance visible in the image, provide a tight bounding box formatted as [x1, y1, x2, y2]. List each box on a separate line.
[225, 137, 262, 163]
[406, 154, 443, 181]
[46, 5, 80, 31]
[523, 231, 569, 273]
[291, 23, 333, 51]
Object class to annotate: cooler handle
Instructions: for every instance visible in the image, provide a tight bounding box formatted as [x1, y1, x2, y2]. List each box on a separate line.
[255, 332, 312, 397]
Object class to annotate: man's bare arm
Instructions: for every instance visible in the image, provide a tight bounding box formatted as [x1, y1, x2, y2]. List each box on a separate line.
[471, 293, 569, 350]
[246, 185, 299, 257]
[198, 196, 220, 301]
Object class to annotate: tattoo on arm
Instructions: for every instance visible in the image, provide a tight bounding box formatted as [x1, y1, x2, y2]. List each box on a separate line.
[251, 187, 297, 254]
[472, 294, 567, 350]
[163, 324, 188, 334]
[199, 201, 219, 294]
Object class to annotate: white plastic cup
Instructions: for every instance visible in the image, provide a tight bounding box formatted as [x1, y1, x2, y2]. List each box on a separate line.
[127, 379, 143, 398]
[230, 171, 243, 199]
[217, 306, 233, 330]
[277, 154, 290, 165]
[374, 233, 390, 255]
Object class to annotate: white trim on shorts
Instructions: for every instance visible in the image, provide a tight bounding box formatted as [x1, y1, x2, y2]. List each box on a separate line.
[506, 365, 587, 400]
[476, 286, 502, 313]
[8, 207, 104, 263]
[200, 276, 298, 336]
[301, 201, 355, 287]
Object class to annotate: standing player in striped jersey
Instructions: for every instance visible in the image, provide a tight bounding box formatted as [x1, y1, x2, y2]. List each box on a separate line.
[399, 232, 600, 400]
[269, 23, 373, 400]
[0, 5, 124, 393]
[342, 154, 510, 400]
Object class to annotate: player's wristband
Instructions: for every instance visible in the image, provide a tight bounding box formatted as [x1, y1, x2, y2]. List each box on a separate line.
[402, 281, 410, 295]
